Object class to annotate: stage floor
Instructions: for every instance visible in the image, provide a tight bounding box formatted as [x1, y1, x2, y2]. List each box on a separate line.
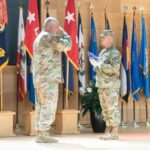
[0, 127, 150, 150]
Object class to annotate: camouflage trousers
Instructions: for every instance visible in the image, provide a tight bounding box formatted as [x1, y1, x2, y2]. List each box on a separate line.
[35, 82, 59, 131]
[98, 88, 120, 126]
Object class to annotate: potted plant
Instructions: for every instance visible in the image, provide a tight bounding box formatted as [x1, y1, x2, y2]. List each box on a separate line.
[80, 84, 106, 133]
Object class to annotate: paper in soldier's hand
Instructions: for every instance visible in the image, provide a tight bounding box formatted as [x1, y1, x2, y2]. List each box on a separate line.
[88, 52, 99, 62]
[88, 52, 99, 67]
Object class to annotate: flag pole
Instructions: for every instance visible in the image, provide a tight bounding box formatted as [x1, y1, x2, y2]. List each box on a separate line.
[139, 6, 149, 128]
[61, 53, 65, 109]
[77, 2, 84, 130]
[133, 100, 139, 128]
[15, 69, 21, 133]
[133, 100, 136, 127]
[0, 70, 3, 111]
[121, 101, 124, 125]
[90, 0, 94, 15]
[120, 5, 128, 128]
[65, 58, 69, 109]
[64, 0, 69, 110]
[132, 6, 139, 128]
[120, 100, 127, 128]
[145, 99, 150, 127]
[15, 4, 23, 133]
[77, 2, 81, 124]
[45, 0, 50, 17]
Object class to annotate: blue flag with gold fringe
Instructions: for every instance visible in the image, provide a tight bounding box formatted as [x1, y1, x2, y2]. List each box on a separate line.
[139, 16, 150, 99]
[131, 17, 140, 101]
[0, 28, 8, 71]
[89, 14, 99, 84]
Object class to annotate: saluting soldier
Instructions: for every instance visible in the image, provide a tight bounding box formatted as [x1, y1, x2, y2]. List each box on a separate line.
[89, 30, 121, 140]
[32, 17, 71, 143]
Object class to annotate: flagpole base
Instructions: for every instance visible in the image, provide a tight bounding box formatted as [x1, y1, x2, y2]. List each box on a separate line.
[133, 121, 139, 128]
[145, 121, 150, 128]
[14, 124, 21, 134]
[77, 121, 85, 130]
[120, 121, 127, 128]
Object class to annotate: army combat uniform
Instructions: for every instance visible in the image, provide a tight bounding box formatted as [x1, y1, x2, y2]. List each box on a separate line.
[95, 46, 121, 140]
[32, 30, 71, 131]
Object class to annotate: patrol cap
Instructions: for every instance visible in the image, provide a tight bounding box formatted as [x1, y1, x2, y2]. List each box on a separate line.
[99, 30, 114, 37]
[44, 17, 59, 26]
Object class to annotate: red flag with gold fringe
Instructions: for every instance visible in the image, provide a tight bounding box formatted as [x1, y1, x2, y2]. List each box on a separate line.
[0, 0, 8, 25]
[64, 0, 79, 70]
[24, 0, 40, 104]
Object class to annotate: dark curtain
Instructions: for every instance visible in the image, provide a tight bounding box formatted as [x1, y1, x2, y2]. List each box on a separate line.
[6, 0, 40, 65]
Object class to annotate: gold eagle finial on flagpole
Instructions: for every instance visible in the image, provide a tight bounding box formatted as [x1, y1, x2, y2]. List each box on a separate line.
[123, 4, 128, 15]
[140, 6, 144, 16]
[89, 0, 94, 16]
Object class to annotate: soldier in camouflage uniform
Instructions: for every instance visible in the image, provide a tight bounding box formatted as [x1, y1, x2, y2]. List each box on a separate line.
[32, 17, 71, 143]
[89, 30, 121, 140]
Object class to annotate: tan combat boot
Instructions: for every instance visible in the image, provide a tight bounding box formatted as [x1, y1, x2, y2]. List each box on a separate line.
[103, 126, 119, 140]
[36, 131, 58, 143]
[99, 126, 112, 139]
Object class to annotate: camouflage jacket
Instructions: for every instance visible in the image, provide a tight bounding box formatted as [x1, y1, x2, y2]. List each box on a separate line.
[95, 46, 121, 89]
[32, 30, 71, 87]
